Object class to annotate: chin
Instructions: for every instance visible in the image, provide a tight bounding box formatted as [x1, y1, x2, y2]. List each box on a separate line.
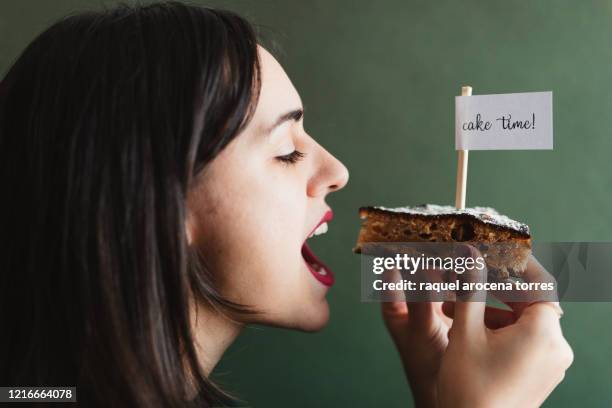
[293, 300, 330, 332]
[261, 299, 330, 332]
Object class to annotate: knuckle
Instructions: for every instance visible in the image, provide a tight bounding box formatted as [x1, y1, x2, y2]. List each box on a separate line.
[560, 340, 574, 368]
[556, 370, 566, 385]
[547, 335, 573, 369]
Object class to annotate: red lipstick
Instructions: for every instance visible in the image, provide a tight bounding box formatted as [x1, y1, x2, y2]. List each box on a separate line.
[302, 243, 335, 287]
[302, 210, 335, 287]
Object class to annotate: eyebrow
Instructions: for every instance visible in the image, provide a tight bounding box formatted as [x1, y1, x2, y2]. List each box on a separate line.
[266, 108, 304, 134]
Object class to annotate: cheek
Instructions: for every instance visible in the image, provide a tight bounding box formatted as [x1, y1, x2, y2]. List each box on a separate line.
[189, 157, 319, 320]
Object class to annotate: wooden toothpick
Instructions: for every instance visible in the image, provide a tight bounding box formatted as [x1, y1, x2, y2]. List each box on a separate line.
[455, 85, 472, 209]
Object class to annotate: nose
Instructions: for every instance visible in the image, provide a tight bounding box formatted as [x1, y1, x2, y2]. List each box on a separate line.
[307, 143, 349, 197]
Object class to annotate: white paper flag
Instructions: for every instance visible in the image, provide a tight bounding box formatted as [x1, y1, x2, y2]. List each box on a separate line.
[455, 91, 553, 150]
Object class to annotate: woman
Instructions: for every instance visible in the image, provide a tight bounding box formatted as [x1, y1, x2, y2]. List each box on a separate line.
[0, 2, 572, 407]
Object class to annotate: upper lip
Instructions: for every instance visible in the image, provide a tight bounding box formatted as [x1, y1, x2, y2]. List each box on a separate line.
[306, 209, 334, 240]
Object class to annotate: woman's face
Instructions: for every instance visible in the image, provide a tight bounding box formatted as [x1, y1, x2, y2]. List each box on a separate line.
[187, 47, 349, 331]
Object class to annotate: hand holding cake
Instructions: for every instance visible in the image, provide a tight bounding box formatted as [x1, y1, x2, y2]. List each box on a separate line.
[381, 244, 572, 407]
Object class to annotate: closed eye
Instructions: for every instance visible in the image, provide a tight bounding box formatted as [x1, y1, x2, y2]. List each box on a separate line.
[276, 150, 305, 165]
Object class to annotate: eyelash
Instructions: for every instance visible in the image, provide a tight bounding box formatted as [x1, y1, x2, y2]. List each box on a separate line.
[276, 150, 306, 165]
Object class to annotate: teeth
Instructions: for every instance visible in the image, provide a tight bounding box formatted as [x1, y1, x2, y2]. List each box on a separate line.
[315, 222, 328, 236]
[308, 222, 328, 238]
[315, 264, 327, 275]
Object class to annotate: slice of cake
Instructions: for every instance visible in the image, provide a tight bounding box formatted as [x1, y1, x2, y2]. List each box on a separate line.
[354, 204, 531, 279]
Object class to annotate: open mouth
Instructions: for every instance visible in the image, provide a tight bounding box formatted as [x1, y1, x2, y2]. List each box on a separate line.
[302, 210, 335, 287]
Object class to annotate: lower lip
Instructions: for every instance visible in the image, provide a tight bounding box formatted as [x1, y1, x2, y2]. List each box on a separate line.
[301, 243, 335, 287]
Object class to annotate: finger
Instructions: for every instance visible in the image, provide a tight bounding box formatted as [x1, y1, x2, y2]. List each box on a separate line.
[409, 267, 453, 301]
[381, 301, 408, 325]
[381, 301, 410, 343]
[405, 301, 436, 330]
[443, 301, 517, 329]
[504, 299, 562, 319]
[433, 301, 453, 327]
[522, 255, 563, 316]
[487, 276, 533, 316]
[518, 301, 564, 325]
[490, 256, 563, 317]
[426, 267, 456, 300]
[381, 265, 438, 332]
[451, 244, 487, 332]
[381, 267, 406, 303]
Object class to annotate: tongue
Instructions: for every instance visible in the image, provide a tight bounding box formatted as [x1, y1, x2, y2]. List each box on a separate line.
[302, 243, 327, 275]
[301, 243, 335, 286]
[312, 263, 327, 275]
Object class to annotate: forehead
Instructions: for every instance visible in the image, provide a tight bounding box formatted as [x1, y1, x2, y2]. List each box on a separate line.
[252, 46, 302, 122]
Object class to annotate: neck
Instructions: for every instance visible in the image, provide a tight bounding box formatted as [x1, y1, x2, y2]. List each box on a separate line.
[191, 303, 243, 375]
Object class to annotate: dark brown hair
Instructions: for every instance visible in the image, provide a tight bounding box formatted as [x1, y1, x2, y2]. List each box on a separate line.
[0, 2, 260, 406]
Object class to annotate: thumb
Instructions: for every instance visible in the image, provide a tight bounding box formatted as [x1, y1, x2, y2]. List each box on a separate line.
[451, 244, 487, 333]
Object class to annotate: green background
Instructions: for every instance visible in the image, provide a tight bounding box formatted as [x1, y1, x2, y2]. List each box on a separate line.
[2, 1, 611, 406]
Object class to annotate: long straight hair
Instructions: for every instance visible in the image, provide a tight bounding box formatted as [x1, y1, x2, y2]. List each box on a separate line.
[0, 2, 260, 406]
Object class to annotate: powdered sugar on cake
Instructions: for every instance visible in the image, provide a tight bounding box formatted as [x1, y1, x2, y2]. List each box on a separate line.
[375, 204, 529, 235]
